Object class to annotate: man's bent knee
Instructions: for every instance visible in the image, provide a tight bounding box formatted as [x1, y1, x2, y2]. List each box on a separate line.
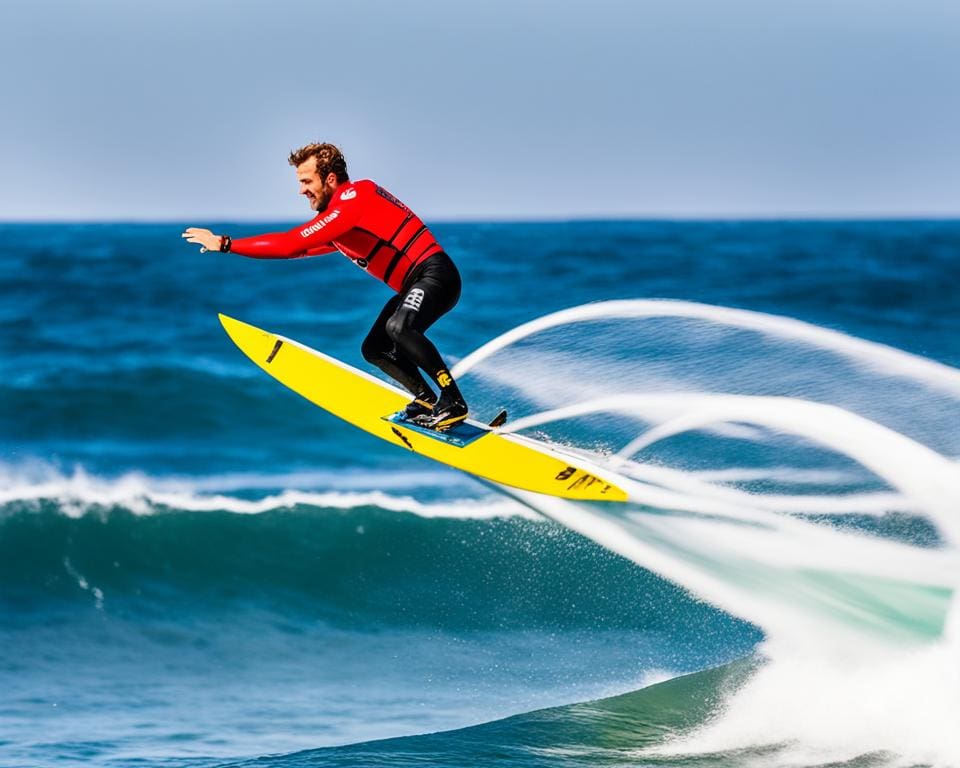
[385, 308, 417, 344]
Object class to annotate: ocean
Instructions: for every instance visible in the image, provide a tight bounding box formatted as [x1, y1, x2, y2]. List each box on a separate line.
[2, 219, 959, 767]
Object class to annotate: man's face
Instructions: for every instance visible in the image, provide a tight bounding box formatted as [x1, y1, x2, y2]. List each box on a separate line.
[297, 157, 336, 212]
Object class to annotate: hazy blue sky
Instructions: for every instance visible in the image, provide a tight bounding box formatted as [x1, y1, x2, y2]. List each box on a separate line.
[1, 0, 958, 220]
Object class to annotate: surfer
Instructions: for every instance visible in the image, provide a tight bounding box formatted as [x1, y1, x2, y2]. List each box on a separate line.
[182, 143, 468, 430]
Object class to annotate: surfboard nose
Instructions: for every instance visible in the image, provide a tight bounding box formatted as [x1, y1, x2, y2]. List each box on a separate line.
[219, 313, 280, 366]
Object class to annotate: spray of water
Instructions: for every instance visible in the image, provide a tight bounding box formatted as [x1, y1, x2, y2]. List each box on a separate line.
[456, 299, 960, 765]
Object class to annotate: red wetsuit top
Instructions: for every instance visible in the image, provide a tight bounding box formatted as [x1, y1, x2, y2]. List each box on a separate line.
[228, 179, 444, 293]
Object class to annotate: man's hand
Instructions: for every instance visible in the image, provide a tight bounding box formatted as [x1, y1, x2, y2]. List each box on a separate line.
[181, 227, 223, 253]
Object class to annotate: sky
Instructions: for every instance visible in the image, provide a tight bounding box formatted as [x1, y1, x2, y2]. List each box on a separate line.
[1, 0, 958, 220]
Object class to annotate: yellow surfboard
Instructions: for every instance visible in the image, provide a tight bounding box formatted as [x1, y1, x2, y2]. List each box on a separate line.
[219, 314, 627, 502]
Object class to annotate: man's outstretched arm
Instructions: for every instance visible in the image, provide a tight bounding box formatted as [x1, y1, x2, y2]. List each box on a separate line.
[182, 200, 361, 258]
[182, 226, 339, 259]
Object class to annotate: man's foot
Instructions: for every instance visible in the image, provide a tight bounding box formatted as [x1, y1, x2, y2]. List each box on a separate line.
[403, 395, 436, 420]
[411, 393, 468, 431]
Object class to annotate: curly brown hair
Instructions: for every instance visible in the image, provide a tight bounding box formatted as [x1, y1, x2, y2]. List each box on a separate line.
[288, 142, 349, 182]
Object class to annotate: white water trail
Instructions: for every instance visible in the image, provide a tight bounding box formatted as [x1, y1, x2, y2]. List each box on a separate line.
[467, 299, 960, 763]
[620, 462, 915, 515]
[453, 299, 960, 397]
[505, 392, 960, 544]
[458, 300, 960, 646]
[454, 300, 960, 766]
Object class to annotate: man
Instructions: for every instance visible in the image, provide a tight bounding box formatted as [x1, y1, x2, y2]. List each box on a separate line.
[182, 143, 468, 430]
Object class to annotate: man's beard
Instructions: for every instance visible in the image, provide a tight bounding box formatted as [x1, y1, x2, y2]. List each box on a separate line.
[314, 188, 333, 211]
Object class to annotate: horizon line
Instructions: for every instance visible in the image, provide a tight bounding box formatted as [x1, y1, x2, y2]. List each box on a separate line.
[2, 212, 960, 225]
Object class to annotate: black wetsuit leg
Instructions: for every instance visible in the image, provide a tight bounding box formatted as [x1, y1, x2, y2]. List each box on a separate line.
[360, 252, 463, 400]
[361, 293, 434, 397]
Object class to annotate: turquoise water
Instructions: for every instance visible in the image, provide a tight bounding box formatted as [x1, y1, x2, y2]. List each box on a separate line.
[2, 221, 958, 766]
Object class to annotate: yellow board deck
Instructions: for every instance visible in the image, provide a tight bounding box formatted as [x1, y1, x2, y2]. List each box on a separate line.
[219, 314, 627, 502]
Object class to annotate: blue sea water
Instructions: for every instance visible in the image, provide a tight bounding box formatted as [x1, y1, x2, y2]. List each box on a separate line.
[1, 220, 959, 767]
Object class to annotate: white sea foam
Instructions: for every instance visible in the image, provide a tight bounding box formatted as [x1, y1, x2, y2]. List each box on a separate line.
[648, 641, 960, 767]
[0, 462, 533, 520]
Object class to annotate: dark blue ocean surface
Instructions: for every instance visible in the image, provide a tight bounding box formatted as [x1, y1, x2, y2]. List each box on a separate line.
[1, 220, 957, 767]
[2, 220, 958, 477]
